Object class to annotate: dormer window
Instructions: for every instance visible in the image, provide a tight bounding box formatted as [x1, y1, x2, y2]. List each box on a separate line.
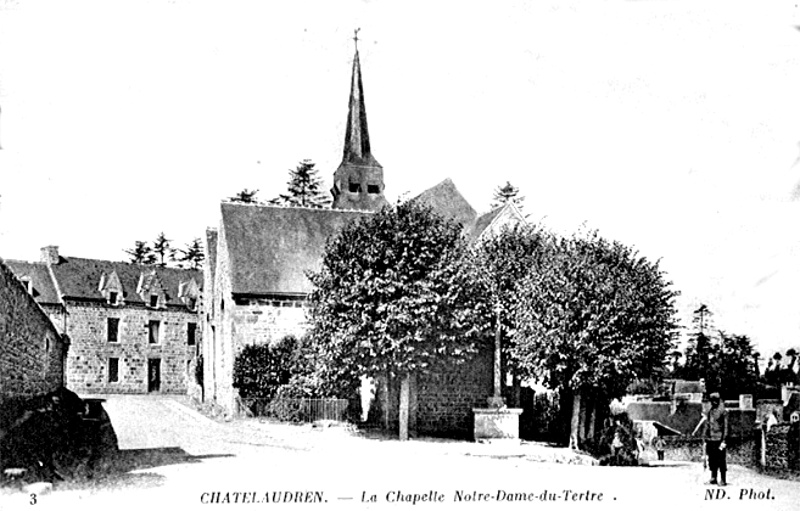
[367, 184, 380, 194]
[99, 270, 124, 306]
[150, 294, 159, 308]
[349, 181, 362, 193]
[178, 278, 200, 311]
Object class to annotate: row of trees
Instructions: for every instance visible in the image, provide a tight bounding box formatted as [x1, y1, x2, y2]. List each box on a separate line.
[124, 233, 204, 270]
[298, 200, 678, 446]
[231, 160, 527, 214]
[664, 304, 798, 400]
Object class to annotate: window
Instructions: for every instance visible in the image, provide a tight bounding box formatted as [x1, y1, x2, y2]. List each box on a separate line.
[108, 358, 119, 383]
[188, 297, 197, 311]
[109, 291, 119, 305]
[107, 318, 120, 343]
[367, 184, 380, 194]
[348, 181, 362, 193]
[150, 294, 159, 308]
[187, 322, 197, 346]
[148, 320, 160, 344]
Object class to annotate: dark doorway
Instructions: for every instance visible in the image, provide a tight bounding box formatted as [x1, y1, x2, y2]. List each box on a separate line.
[148, 358, 161, 393]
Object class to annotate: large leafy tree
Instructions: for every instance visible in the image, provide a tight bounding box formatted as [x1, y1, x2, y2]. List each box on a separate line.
[269, 160, 331, 208]
[463, 224, 554, 405]
[513, 231, 679, 449]
[681, 304, 761, 398]
[307, 200, 486, 440]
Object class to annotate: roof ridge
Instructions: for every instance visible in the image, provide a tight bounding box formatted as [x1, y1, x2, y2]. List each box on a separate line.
[56, 255, 200, 273]
[222, 202, 374, 215]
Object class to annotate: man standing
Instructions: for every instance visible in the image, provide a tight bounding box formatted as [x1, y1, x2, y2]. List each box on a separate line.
[693, 392, 728, 486]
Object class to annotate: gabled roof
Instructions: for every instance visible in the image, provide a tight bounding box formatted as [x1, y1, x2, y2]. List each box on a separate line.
[220, 202, 369, 296]
[468, 207, 504, 241]
[412, 178, 477, 228]
[467, 202, 528, 242]
[3, 260, 61, 305]
[48, 257, 201, 306]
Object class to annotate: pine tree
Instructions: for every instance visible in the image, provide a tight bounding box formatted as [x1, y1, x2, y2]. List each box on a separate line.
[178, 238, 205, 270]
[229, 189, 260, 204]
[152, 232, 175, 267]
[124, 241, 156, 265]
[490, 181, 525, 211]
[270, 160, 331, 208]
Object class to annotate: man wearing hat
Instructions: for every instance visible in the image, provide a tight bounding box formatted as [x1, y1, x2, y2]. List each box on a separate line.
[693, 392, 728, 486]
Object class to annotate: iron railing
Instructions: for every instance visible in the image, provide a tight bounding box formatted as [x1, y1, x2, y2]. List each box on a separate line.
[239, 397, 349, 423]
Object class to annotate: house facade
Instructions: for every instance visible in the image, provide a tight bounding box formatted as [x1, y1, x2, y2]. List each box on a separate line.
[5, 247, 201, 395]
[202, 44, 525, 437]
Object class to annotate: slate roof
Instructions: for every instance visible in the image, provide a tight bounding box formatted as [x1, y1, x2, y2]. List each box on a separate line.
[467, 207, 504, 241]
[342, 49, 380, 168]
[412, 178, 477, 228]
[220, 202, 369, 296]
[3, 260, 61, 305]
[48, 257, 201, 306]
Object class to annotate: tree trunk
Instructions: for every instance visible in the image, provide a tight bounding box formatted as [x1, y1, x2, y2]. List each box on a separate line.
[569, 390, 581, 450]
[399, 374, 410, 441]
[382, 372, 391, 430]
[511, 374, 521, 408]
[586, 399, 596, 446]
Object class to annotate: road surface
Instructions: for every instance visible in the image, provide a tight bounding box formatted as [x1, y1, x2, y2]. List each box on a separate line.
[1, 395, 798, 511]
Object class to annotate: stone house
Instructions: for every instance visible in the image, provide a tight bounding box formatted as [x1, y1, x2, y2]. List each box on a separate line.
[5, 247, 201, 395]
[202, 45, 525, 437]
[0, 257, 68, 405]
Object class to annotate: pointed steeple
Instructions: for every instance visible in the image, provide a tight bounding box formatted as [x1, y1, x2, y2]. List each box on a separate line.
[331, 30, 388, 212]
[342, 48, 378, 166]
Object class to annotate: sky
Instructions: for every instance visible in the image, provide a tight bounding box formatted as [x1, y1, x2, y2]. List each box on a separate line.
[2, 0, 800, 362]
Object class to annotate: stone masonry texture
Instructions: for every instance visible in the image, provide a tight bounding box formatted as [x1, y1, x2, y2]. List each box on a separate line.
[0, 259, 66, 402]
[64, 301, 200, 394]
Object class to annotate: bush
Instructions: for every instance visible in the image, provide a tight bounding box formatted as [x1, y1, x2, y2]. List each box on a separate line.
[233, 336, 299, 400]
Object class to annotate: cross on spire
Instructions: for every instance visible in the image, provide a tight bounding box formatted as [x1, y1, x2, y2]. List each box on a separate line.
[353, 28, 361, 52]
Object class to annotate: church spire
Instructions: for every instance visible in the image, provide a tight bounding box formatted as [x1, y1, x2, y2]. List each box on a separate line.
[331, 30, 387, 211]
[342, 28, 377, 166]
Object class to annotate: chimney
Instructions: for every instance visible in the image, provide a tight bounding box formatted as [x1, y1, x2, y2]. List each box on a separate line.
[41, 245, 60, 265]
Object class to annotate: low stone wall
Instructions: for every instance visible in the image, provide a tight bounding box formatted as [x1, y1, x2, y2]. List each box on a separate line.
[661, 433, 760, 467]
[764, 423, 800, 471]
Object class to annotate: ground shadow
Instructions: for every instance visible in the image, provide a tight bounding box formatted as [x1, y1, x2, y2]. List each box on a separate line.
[54, 447, 234, 491]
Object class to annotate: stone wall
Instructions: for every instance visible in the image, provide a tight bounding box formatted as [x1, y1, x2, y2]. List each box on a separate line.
[661, 433, 760, 467]
[64, 301, 200, 394]
[0, 259, 66, 401]
[231, 298, 307, 349]
[210, 222, 235, 413]
[764, 423, 800, 471]
[375, 344, 494, 439]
